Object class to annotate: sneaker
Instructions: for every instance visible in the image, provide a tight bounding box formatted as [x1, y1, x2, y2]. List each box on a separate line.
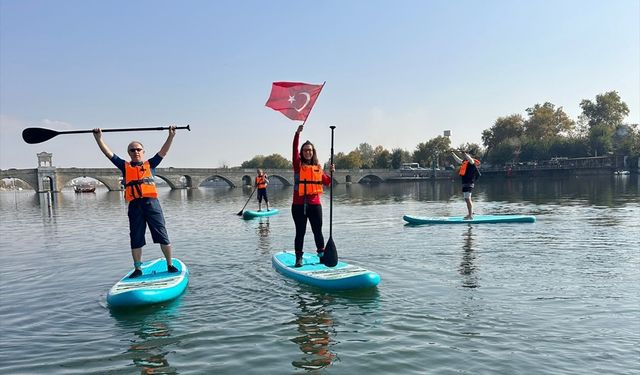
[294, 254, 303, 268]
[129, 269, 143, 278]
[167, 265, 179, 273]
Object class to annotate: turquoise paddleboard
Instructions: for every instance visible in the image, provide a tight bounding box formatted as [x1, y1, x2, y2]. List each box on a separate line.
[403, 214, 536, 225]
[243, 208, 279, 219]
[107, 258, 189, 308]
[272, 251, 380, 290]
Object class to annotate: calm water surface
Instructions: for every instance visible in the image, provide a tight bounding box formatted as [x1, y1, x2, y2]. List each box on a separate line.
[1, 175, 638, 374]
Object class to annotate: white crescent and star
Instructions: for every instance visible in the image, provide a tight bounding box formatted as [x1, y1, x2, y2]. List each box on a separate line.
[287, 92, 311, 112]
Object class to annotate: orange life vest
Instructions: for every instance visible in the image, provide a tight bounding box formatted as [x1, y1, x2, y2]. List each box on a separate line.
[458, 159, 480, 176]
[255, 175, 268, 189]
[124, 161, 158, 202]
[297, 164, 324, 196]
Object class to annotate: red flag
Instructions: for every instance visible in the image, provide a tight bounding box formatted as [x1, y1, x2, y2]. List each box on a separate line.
[265, 81, 325, 122]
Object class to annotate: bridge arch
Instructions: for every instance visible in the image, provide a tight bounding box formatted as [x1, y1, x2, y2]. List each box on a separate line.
[153, 175, 180, 189]
[202, 175, 236, 188]
[0, 176, 38, 192]
[56, 175, 115, 191]
[356, 174, 384, 184]
[267, 174, 293, 186]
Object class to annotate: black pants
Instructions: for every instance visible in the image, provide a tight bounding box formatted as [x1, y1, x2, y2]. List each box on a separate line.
[291, 204, 324, 255]
[257, 188, 268, 203]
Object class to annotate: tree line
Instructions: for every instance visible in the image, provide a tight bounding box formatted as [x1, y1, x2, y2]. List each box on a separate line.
[240, 91, 639, 170]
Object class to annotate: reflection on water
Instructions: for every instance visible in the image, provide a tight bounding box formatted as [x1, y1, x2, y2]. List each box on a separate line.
[459, 226, 478, 289]
[110, 302, 182, 375]
[290, 293, 337, 371]
[257, 218, 271, 251]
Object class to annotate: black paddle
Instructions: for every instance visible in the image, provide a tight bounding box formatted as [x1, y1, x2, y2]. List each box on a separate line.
[237, 187, 257, 216]
[22, 125, 191, 144]
[323, 125, 338, 267]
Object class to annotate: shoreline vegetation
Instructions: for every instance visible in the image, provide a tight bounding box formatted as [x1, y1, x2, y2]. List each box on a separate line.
[240, 91, 639, 173]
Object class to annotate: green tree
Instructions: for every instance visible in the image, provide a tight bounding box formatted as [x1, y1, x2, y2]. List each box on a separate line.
[390, 148, 411, 169]
[481, 114, 525, 151]
[334, 151, 362, 169]
[357, 143, 375, 169]
[580, 91, 630, 155]
[524, 103, 575, 139]
[413, 136, 451, 168]
[262, 154, 291, 169]
[241, 155, 265, 168]
[372, 145, 392, 168]
[241, 154, 290, 169]
[580, 91, 629, 129]
[485, 143, 518, 165]
[612, 124, 640, 156]
[519, 139, 549, 162]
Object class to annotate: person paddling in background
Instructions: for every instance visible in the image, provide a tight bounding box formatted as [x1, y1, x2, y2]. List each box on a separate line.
[451, 150, 481, 220]
[292, 124, 335, 267]
[255, 169, 270, 211]
[93, 126, 178, 278]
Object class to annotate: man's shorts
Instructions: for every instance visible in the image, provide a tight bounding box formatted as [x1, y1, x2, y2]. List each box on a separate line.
[257, 188, 268, 203]
[462, 183, 474, 199]
[128, 198, 170, 249]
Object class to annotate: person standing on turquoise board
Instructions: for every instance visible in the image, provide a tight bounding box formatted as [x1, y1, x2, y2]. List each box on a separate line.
[255, 169, 270, 211]
[451, 150, 481, 220]
[93, 126, 178, 278]
[292, 125, 334, 267]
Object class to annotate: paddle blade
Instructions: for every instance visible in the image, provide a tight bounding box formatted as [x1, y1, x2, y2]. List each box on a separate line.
[22, 128, 59, 144]
[237, 210, 243, 216]
[323, 237, 338, 267]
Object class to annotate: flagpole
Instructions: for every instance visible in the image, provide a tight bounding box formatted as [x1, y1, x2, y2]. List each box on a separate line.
[301, 81, 326, 127]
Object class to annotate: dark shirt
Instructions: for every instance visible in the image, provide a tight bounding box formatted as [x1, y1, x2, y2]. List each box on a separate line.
[461, 161, 479, 185]
[110, 153, 163, 178]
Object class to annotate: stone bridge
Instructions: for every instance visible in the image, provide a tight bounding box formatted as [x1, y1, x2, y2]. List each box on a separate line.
[1, 166, 453, 192]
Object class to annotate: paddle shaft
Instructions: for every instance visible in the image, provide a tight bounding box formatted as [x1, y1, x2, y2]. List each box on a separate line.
[64, 125, 189, 135]
[237, 187, 256, 215]
[329, 126, 335, 237]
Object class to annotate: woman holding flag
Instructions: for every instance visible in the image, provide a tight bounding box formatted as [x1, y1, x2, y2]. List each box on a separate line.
[291, 125, 334, 267]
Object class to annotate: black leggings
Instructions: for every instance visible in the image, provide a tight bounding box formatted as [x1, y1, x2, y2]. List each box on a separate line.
[291, 204, 324, 255]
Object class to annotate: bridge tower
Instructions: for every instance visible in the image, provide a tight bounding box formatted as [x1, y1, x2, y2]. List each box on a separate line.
[36, 152, 59, 192]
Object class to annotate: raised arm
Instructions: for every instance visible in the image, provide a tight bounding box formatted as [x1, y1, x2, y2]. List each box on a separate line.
[463, 152, 475, 164]
[451, 151, 463, 165]
[93, 128, 114, 159]
[293, 125, 303, 167]
[158, 125, 177, 158]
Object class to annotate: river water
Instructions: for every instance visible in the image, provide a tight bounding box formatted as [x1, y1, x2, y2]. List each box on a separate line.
[1, 175, 638, 374]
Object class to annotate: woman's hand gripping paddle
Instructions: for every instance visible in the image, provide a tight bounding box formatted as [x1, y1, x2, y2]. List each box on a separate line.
[22, 125, 191, 144]
[323, 125, 338, 267]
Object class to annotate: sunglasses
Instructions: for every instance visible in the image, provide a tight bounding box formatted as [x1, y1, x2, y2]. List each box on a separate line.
[128, 148, 143, 153]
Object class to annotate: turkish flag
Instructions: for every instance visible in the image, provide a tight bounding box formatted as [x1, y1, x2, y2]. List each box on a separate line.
[265, 81, 325, 121]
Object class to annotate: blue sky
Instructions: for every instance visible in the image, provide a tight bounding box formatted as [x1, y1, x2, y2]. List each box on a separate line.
[1, 0, 638, 169]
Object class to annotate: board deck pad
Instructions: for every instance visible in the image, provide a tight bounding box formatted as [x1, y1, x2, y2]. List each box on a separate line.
[272, 251, 380, 290]
[107, 258, 189, 308]
[403, 214, 536, 225]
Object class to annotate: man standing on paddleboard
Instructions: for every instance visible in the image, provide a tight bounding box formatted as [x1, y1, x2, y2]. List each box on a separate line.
[255, 168, 270, 211]
[451, 150, 481, 220]
[93, 126, 178, 278]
